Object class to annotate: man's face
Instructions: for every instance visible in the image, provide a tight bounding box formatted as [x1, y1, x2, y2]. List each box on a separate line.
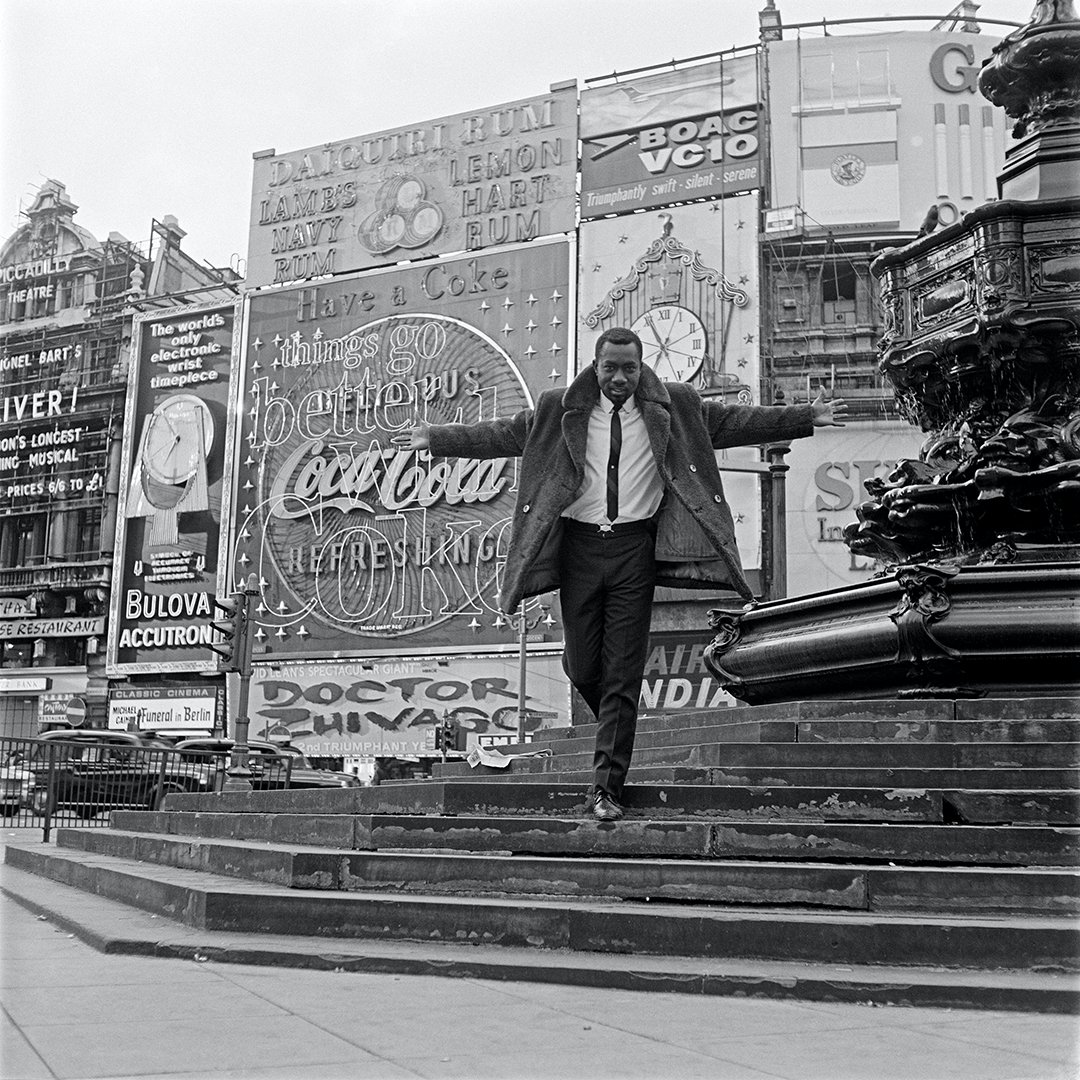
[594, 342, 642, 405]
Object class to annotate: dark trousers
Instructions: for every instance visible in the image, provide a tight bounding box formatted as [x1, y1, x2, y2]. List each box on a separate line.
[558, 525, 657, 800]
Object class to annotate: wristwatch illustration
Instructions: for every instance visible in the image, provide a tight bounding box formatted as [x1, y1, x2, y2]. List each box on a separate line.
[126, 394, 215, 547]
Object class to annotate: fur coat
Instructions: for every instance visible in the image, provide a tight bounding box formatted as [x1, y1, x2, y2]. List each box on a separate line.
[428, 364, 814, 611]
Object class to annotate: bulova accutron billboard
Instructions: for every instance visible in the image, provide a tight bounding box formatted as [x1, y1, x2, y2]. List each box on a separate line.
[232, 237, 572, 658]
[107, 301, 241, 675]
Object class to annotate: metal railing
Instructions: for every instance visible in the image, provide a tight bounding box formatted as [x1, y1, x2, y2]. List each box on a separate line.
[0, 736, 291, 840]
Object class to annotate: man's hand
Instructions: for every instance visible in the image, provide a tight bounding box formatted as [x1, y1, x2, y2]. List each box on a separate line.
[811, 389, 849, 427]
[390, 419, 431, 450]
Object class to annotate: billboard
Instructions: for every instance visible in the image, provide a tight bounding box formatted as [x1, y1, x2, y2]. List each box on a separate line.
[580, 53, 761, 219]
[785, 422, 925, 595]
[640, 632, 737, 714]
[108, 686, 224, 733]
[578, 200, 761, 569]
[0, 334, 110, 514]
[248, 653, 569, 757]
[107, 301, 241, 675]
[766, 32, 1008, 233]
[246, 86, 577, 287]
[232, 237, 572, 657]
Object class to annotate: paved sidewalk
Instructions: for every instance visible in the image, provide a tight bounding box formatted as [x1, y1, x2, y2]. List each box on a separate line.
[2, 891, 1077, 1080]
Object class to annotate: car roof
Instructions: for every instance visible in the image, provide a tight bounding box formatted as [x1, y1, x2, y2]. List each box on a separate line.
[38, 730, 141, 742]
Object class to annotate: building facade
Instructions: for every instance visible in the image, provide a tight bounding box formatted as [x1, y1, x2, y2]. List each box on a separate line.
[0, 181, 237, 737]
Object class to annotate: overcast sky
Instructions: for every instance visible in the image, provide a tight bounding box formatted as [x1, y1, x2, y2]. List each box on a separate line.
[1, 0, 1028, 271]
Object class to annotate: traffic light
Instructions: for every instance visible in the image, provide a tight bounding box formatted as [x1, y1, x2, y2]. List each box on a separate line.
[209, 596, 247, 674]
[437, 715, 465, 754]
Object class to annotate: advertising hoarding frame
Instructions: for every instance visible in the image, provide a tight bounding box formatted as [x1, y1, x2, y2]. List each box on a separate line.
[580, 52, 762, 220]
[246, 85, 578, 288]
[106, 298, 243, 676]
[230, 235, 576, 660]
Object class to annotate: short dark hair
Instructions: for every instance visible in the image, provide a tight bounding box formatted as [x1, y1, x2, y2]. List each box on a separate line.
[594, 326, 642, 361]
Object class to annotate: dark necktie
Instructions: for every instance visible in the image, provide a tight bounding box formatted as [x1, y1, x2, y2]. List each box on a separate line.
[607, 402, 622, 523]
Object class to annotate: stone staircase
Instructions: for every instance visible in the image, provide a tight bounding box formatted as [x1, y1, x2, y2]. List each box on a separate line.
[4, 696, 1078, 1012]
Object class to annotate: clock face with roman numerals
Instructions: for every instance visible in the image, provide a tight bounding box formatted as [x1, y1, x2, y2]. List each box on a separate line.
[630, 305, 707, 382]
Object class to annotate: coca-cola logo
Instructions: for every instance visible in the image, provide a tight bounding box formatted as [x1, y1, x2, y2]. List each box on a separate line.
[241, 314, 530, 637]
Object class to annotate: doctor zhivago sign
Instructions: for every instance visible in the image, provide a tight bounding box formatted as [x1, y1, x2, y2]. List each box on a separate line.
[232, 239, 571, 655]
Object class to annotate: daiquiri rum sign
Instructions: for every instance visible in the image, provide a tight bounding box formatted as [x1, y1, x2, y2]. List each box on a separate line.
[234, 238, 571, 656]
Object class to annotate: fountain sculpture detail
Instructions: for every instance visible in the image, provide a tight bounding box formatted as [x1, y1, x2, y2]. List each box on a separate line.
[705, 3, 1080, 702]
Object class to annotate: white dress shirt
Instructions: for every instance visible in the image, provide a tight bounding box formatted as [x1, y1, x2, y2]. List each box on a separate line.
[562, 393, 664, 525]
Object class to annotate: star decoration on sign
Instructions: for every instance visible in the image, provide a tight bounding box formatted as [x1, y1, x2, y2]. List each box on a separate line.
[313, 328, 323, 341]
[526, 294, 538, 305]
[272, 334, 283, 347]
[618, 235, 628, 244]
[525, 320, 537, 332]
[737, 358, 748, 368]
[252, 338, 262, 350]
[503, 297, 514, 309]
[296, 626, 310, 639]
[548, 368, 561, 382]
[739, 275, 749, 284]
[709, 204, 722, 213]
[501, 323, 514, 337]
[551, 316, 562, 329]
[468, 618, 481, 631]
[524, 346, 537, 358]
[479, 301, 490, 313]
[551, 289, 563, 303]
[735, 513, 745, 524]
[548, 342, 562, 354]
[593, 264, 602, 272]
[744, 333, 755, 344]
[736, 220, 745, 229]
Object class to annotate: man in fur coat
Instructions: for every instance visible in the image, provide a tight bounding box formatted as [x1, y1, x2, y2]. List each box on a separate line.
[407, 327, 847, 821]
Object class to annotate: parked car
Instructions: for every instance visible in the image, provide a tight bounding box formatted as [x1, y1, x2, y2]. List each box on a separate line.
[23, 730, 217, 817]
[0, 752, 34, 816]
[173, 738, 361, 790]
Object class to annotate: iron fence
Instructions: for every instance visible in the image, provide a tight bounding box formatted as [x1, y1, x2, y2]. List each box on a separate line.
[0, 735, 291, 841]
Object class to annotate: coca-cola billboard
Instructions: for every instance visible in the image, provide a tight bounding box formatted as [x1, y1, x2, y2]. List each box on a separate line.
[233, 238, 571, 656]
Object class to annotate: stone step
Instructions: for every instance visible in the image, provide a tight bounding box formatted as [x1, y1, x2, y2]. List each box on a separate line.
[796, 719, 1080, 744]
[58, 829, 1080, 916]
[168, 781, 946, 823]
[4, 858, 1074, 1014]
[472, 740, 1080, 770]
[528, 698, 1080, 752]
[7, 842, 1077, 972]
[113, 810, 1080, 867]
[435, 754, 1077, 791]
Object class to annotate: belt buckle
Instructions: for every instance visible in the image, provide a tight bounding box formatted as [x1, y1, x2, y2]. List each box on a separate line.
[599, 522, 613, 533]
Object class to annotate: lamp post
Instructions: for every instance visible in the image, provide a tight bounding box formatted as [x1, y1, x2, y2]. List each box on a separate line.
[514, 597, 554, 742]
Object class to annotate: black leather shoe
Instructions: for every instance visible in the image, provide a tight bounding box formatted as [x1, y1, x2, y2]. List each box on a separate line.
[591, 790, 624, 822]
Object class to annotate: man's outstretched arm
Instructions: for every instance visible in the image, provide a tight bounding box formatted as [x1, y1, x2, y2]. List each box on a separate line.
[394, 409, 534, 459]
